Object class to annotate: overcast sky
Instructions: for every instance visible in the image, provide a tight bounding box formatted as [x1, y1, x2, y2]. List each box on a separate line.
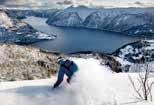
[0, 0, 154, 8]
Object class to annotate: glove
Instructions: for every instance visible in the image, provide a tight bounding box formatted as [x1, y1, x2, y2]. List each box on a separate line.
[66, 78, 71, 83]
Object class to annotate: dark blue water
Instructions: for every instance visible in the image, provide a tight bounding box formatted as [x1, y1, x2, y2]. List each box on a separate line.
[24, 16, 141, 54]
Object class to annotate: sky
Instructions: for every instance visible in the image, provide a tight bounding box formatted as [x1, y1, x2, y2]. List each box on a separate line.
[0, 0, 154, 8]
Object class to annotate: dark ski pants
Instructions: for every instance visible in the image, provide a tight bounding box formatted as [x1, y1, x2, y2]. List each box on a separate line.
[53, 67, 73, 88]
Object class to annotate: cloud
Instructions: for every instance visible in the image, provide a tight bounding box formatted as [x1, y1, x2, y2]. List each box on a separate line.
[0, 0, 154, 8]
[1, 0, 42, 6]
[56, 0, 73, 5]
[134, 1, 145, 6]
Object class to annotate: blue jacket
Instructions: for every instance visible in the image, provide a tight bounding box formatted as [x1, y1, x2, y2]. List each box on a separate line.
[58, 59, 78, 74]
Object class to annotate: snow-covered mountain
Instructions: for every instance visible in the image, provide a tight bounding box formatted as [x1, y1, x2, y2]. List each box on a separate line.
[85, 11, 154, 37]
[0, 11, 13, 28]
[5, 7, 154, 37]
[83, 11, 103, 29]
[6, 9, 60, 19]
[110, 40, 154, 72]
[63, 5, 98, 20]
[46, 11, 83, 27]
[46, 7, 154, 37]
[0, 10, 56, 44]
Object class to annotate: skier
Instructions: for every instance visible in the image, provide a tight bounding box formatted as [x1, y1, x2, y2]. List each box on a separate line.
[53, 57, 78, 88]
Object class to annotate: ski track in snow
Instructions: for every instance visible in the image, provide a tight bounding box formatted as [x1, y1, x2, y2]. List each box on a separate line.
[0, 58, 154, 105]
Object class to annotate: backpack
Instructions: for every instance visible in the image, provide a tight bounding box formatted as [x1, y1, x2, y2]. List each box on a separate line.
[62, 59, 74, 70]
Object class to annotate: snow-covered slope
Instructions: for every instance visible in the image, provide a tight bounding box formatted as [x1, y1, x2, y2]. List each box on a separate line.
[0, 58, 154, 105]
[99, 13, 154, 36]
[46, 11, 83, 27]
[0, 10, 56, 44]
[83, 11, 103, 28]
[46, 7, 154, 36]
[113, 40, 154, 63]
[63, 6, 98, 20]
[111, 40, 154, 72]
[0, 11, 13, 28]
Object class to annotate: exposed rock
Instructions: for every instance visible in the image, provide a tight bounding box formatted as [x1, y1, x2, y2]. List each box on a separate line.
[0, 44, 58, 82]
[99, 54, 122, 73]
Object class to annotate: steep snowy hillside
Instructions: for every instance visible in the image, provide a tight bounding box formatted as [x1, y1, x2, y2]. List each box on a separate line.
[99, 13, 154, 37]
[111, 40, 154, 72]
[46, 7, 154, 37]
[113, 40, 154, 63]
[0, 58, 154, 105]
[0, 10, 56, 44]
[63, 6, 98, 20]
[0, 11, 13, 28]
[83, 11, 103, 28]
[46, 11, 83, 27]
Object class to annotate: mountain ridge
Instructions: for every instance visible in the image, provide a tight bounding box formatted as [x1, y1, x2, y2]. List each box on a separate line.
[46, 7, 154, 37]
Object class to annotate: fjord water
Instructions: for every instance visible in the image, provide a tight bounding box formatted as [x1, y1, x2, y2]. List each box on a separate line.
[24, 16, 141, 54]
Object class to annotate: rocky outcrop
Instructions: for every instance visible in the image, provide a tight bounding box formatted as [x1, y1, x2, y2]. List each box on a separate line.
[0, 44, 58, 81]
[100, 54, 122, 73]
